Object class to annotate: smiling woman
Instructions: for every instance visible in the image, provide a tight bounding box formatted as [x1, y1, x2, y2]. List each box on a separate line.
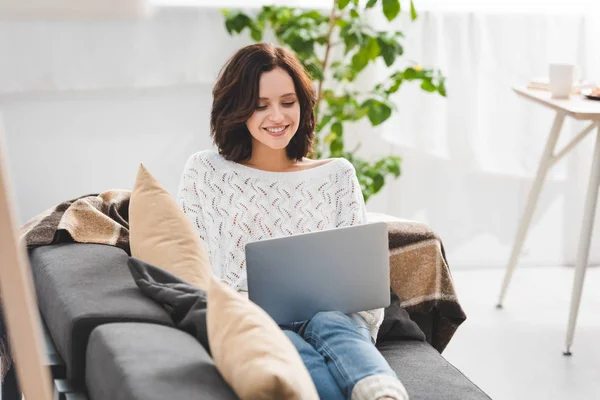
[178, 43, 409, 399]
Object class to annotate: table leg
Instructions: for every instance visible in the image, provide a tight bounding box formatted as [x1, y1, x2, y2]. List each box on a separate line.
[564, 124, 600, 356]
[497, 112, 566, 307]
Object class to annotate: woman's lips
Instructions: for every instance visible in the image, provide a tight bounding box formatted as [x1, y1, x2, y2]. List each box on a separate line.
[263, 125, 290, 137]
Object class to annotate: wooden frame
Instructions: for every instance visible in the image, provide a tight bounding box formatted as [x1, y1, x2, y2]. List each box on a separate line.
[0, 119, 52, 399]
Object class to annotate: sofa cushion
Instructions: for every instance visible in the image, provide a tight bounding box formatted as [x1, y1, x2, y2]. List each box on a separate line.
[377, 341, 491, 400]
[84, 324, 491, 400]
[208, 278, 319, 400]
[129, 164, 212, 290]
[86, 323, 237, 400]
[29, 243, 173, 382]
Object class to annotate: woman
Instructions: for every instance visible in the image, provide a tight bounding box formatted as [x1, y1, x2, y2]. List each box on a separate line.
[177, 43, 408, 400]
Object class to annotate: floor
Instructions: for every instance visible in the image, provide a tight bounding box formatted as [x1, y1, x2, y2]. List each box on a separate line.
[442, 266, 600, 400]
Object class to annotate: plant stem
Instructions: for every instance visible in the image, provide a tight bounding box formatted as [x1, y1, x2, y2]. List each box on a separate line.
[316, 4, 337, 111]
[316, 3, 338, 156]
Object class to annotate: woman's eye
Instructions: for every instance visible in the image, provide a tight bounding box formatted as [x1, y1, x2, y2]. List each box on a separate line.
[256, 101, 295, 110]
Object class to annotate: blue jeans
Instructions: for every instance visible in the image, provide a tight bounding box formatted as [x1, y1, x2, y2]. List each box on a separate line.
[280, 311, 397, 400]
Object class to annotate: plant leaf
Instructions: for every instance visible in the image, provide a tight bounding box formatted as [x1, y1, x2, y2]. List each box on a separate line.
[331, 121, 343, 137]
[317, 115, 333, 132]
[403, 67, 420, 80]
[384, 156, 402, 176]
[366, 0, 378, 8]
[362, 99, 392, 126]
[410, 0, 418, 20]
[250, 23, 263, 41]
[366, 36, 381, 60]
[421, 80, 437, 92]
[303, 59, 324, 80]
[351, 50, 370, 72]
[338, 0, 351, 10]
[324, 131, 337, 144]
[382, 0, 400, 21]
[373, 174, 385, 192]
[438, 77, 447, 96]
[386, 78, 402, 94]
[343, 33, 358, 55]
[377, 38, 395, 66]
[330, 138, 344, 155]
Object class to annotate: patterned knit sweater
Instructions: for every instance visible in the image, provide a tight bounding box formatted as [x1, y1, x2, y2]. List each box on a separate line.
[177, 149, 383, 341]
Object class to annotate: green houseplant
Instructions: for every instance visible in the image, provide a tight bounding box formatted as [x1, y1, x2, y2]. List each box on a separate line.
[223, 0, 445, 202]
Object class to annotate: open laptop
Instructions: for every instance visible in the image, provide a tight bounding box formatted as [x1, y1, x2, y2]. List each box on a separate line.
[245, 221, 390, 325]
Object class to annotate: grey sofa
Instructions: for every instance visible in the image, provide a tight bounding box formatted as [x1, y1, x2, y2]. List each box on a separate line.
[27, 242, 492, 400]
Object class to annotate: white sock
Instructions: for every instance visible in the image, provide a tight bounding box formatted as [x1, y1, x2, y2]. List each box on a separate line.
[350, 374, 409, 400]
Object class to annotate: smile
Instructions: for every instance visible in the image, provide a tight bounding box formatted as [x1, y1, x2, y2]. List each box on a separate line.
[263, 125, 290, 136]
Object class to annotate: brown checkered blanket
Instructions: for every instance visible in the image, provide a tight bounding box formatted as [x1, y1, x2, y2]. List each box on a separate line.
[20, 190, 131, 254]
[366, 213, 466, 353]
[0, 191, 466, 382]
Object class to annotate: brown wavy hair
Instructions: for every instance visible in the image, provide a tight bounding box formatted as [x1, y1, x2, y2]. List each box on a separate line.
[210, 43, 316, 162]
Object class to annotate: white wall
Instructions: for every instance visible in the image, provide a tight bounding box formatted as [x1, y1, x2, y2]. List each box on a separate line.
[2, 84, 214, 224]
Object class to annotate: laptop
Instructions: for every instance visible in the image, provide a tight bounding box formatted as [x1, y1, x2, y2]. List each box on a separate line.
[245, 221, 390, 325]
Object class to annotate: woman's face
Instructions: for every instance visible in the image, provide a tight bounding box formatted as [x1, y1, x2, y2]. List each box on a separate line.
[245, 67, 301, 152]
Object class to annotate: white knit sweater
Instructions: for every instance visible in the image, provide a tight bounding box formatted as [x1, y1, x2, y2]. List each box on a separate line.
[177, 149, 384, 341]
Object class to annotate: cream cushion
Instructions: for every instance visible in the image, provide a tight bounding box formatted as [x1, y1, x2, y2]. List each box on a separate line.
[207, 277, 319, 400]
[129, 164, 211, 290]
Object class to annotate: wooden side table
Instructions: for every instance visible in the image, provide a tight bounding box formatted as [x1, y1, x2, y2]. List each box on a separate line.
[497, 87, 600, 355]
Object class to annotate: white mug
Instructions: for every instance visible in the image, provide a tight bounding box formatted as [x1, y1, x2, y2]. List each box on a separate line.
[549, 64, 575, 99]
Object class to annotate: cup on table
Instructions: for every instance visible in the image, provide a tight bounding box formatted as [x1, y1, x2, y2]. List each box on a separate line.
[549, 63, 575, 99]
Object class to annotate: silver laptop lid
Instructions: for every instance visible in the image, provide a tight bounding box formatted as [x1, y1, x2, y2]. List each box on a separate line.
[245, 222, 390, 325]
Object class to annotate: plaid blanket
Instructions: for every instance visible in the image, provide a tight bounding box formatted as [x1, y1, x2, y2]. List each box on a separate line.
[20, 190, 131, 254]
[367, 213, 466, 353]
[0, 191, 466, 381]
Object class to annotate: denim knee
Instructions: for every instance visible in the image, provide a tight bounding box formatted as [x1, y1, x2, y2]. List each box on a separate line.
[309, 311, 346, 329]
[305, 311, 371, 343]
[306, 311, 361, 335]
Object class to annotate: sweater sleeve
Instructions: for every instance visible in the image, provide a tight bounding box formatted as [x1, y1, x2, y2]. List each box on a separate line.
[176, 153, 209, 248]
[337, 160, 385, 343]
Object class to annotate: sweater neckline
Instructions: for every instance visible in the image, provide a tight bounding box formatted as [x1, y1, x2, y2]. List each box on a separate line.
[208, 150, 346, 180]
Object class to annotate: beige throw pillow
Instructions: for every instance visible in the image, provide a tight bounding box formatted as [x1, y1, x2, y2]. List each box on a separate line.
[129, 164, 211, 290]
[207, 277, 319, 400]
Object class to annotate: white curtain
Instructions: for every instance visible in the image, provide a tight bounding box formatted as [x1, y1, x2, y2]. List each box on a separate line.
[370, 9, 600, 268]
[1, 2, 599, 267]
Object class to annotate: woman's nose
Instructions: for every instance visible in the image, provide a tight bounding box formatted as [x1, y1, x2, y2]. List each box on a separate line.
[268, 106, 284, 123]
